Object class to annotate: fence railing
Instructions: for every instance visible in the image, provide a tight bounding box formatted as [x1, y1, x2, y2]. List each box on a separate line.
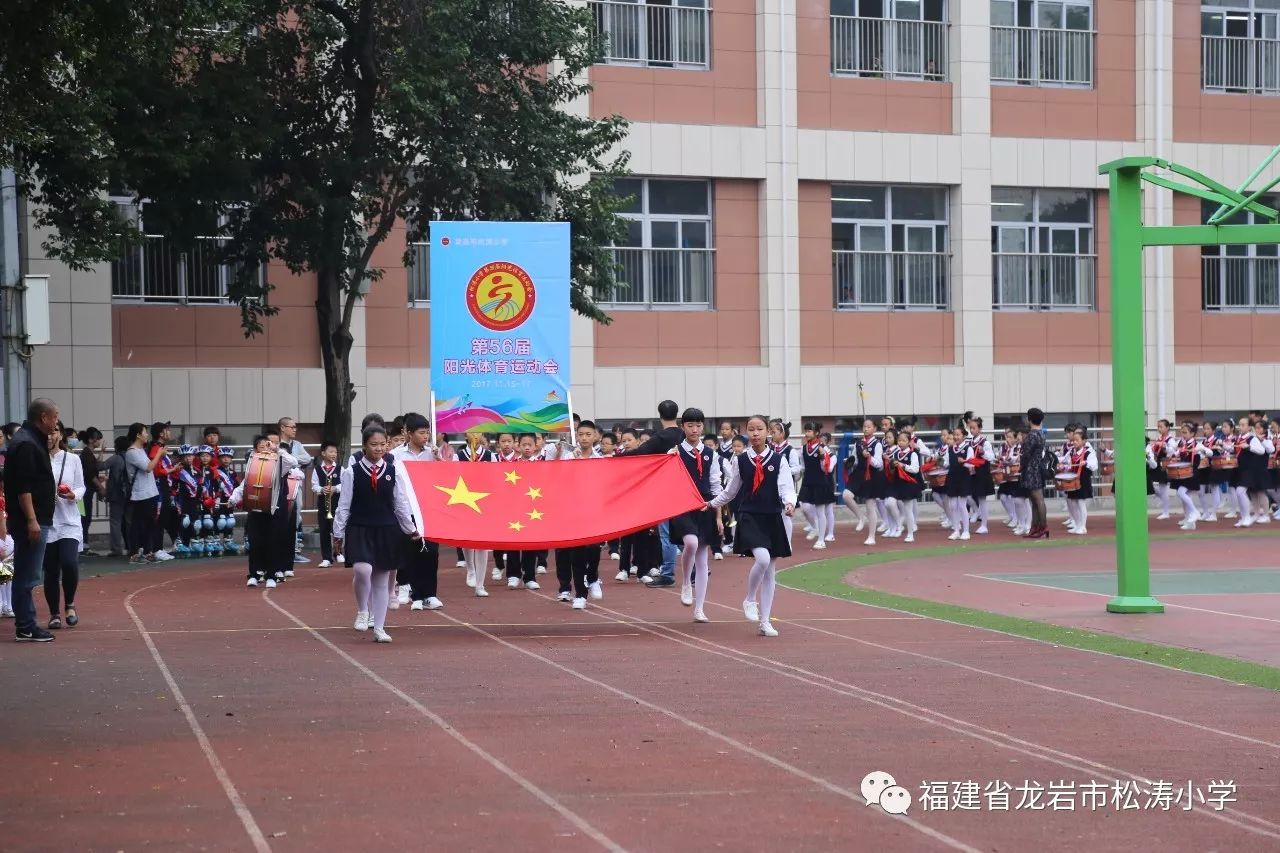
[408, 241, 431, 303]
[833, 250, 950, 310]
[111, 235, 253, 303]
[993, 253, 1096, 310]
[1202, 255, 1280, 310]
[1202, 34, 1280, 94]
[604, 247, 714, 307]
[830, 15, 948, 81]
[590, 0, 710, 69]
[991, 26, 1094, 87]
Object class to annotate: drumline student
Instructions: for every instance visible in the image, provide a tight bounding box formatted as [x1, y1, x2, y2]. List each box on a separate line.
[1236, 418, 1274, 527]
[332, 425, 421, 643]
[798, 422, 835, 550]
[667, 408, 721, 620]
[232, 433, 300, 588]
[1147, 420, 1173, 520]
[963, 416, 996, 535]
[944, 427, 972, 541]
[886, 431, 922, 543]
[846, 419, 887, 546]
[1057, 429, 1098, 535]
[1168, 423, 1208, 531]
[707, 414, 796, 638]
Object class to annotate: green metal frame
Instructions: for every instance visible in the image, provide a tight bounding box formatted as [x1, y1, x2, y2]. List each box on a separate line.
[1099, 150, 1280, 614]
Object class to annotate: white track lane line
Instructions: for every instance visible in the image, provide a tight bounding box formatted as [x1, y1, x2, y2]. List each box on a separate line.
[259, 592, 625, 853]
[560, 590, 1280, 841]
[430, 609, 979, 853]
[124, 576, 272, 853]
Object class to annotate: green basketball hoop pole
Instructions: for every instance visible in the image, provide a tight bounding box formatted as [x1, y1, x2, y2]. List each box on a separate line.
[1100, 150, 1280, 614]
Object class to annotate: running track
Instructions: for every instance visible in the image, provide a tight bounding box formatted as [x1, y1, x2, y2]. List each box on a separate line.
[2, 548, 1278, 851]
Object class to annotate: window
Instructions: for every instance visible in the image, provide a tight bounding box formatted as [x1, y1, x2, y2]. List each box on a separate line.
[991, 188, 1095, 310]
[590, 0, 710, 70]
[109, 201, 257, 304]
[605, 178, 714, 307]
[830, 0, 949, 81]
[1202, 1, 1280, 93]
[406, 225, 431, 306]
[831, 184, 950, 310]
[991, 0, 1094, 87]
[1202, 196, 1280, 310]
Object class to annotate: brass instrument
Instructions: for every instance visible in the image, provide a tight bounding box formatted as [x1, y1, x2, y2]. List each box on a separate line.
[325, 474, 334, 520]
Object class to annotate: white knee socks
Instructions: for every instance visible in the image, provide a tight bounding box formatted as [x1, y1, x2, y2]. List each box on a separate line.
[352, 562, 372, 612]
[824, 503, 836, 539]
[693, 546, 711, 612]
[681, 535, 699, 586]
[370, 568, 391, 631]
[758, 558, 779, 627]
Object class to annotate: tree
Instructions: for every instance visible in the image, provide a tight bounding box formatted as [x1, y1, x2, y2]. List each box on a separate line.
[2, 0, 630, 453]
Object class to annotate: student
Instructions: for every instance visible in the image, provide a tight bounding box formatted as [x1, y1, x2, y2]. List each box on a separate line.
[311, 441, 341, 567]
[173, 445, 203, 550]
[1059, 429, 1098, 535]
[666, 408, 722, 618]
[707, 414, 796, 637]
[212, 447, 239, 552]
[963, 416, 996, 535]
[333, 425, 420, 642]
[566, 420, 604, 610]
[887, 431, 922, 543]
[497, 433, 543, 591]
[44, 424, 86, 629]
[1171, 422, 1207, 531]
[945, 427, 972, 540]
[390, 414, 444, 610]
[851, 419, 887, 546]
[615, 429, 652, 582]
[123, 423, 162, 564]
[232, 434, 300, 587]
[457, 433, 496, 595]
[798, 421, 835, 550]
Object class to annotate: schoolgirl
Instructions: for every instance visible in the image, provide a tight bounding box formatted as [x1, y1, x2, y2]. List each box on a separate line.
[1147, 420, 1173, 520]
[798, 422, 836, 550]
[707, 414, 797, 638]
[930, 430, 952, 528]
[1005, 428, 1032, 535]
[1058, 429, 1098, 535]
[840, 445, 869, 535]
[1269, 420, 1280, 517]
[996, 428, 1019, 530]
[849, 419, 887, 546]
[457, 435, 496, 595]
[1062, 426, 1096, 533]
[887, 432, 922, 543]
[1237, 418, 1274, 526]
[768, 420, 803, 545]
[963, 417, 996, 535]
[1170, 423, 1208, 530]
[666, 408, 722, 620]
[945, 427, 972, 540]
[332, 425, 420, 643]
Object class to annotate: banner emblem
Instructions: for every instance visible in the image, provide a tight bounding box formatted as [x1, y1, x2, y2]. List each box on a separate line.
[467, 261, 536, 331]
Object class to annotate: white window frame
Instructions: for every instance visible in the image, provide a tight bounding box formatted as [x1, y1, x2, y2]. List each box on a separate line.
[1201, 1, 1280, 94]
[829, 0, 950, 81]
[991, 187, 1096, 311]
[991, 0, 1095, 88]
[605, 177, 715, 309]
[1201, 195, 1280, 311]
[590, 0, 712, 70]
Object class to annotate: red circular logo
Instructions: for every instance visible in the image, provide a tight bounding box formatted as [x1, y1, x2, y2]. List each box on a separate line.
[440, 237, 450, 246]
[466, 261, 536, 332]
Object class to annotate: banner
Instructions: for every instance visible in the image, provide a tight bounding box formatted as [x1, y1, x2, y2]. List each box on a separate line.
[429, 221, 571, 434]
[400, 456, 706, 550]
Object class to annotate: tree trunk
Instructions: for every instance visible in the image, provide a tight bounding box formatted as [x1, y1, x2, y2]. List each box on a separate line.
[316, 264, 355, 460]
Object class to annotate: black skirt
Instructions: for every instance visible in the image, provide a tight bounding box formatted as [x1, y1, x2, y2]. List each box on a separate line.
[969, 463, 995, 497]
[668, 508, 718, 548]
[799, 477, 836, 505]
[733, 511, 792, 559]
[344, 524, 408, 571]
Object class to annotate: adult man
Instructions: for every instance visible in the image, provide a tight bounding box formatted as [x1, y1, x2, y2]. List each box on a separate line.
[620, 400, 683, 588]
[1022, 407, 1049, 539]
[278, 417, 313, 563]
[6, 399, 59, 641]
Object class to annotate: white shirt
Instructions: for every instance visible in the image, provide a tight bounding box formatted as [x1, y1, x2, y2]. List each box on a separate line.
[709, 447, 797, 510]
[392, 443, 437, 463]
[680, 440, 724, 499]
[50, 449, 86, 543]
[332, 458, 418, 541]
[311, 461, 343, 495]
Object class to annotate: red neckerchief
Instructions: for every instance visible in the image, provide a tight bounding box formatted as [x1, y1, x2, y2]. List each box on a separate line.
[805, 440, 822, 456]
[862, 437, 878, 480]
[1069, 445, 1086, 474]
[362, 458, 384, 492]
[750, 449, 767, 494]
[682, 443, 703, 478]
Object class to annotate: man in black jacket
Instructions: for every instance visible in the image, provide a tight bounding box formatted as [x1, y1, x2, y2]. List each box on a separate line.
[620, 400, 683, 587]
[6, 398, 59, 641]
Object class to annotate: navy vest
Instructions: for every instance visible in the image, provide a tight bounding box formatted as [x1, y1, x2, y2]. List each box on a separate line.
[736, 450, 783, 514]
[348, 462, 398, 528]
[678, 444, 715, 500]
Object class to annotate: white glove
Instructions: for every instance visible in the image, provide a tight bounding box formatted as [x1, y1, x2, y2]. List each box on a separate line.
[0, 535, 14, 560]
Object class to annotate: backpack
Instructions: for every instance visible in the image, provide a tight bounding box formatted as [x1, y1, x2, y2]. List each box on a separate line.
[107, 456, 132, 503]
[1041, 447, 1059, 480]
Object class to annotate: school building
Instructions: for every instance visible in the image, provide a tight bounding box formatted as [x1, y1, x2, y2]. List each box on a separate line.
[18, 0, 1280, 439]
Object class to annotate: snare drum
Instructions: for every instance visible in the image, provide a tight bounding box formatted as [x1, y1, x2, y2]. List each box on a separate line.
[992, 467, 1006, 484]
[1270, 456, 1279, 470]
[926, 469, 948, 489]
[1101, 461, 1115, 477]
[242, 451, 278, 513]
[1165, 462, 1194, 481]
[1055, 472, 1082, 492]
[1005, 461, 1021, 481]
[1210, 455, 1238, 470]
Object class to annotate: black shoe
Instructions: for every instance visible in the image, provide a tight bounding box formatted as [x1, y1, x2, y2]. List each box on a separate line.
[644, 577, 676, 588]
[16, 627, 54, 642]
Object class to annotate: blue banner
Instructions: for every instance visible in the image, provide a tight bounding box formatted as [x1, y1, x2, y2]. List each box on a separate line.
[429, 221, 571, 434]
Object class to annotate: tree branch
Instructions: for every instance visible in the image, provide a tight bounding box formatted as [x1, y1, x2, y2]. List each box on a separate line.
[312, 0, 356, 32]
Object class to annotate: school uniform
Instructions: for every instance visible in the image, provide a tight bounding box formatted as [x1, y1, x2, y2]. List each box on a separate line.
[798, 441, 836, 506]
[963, 435, 995, 497]
[888, 447, 923, 503]
[174, 464, 204, 546]
[1241, 433, 1273, 495]
[311, 462, 342, 563]
[668, 440, 722, 547]
[849, 437, 888, 500]
[1062, 445, 1096, 500]
[494, 451, 539, 584]
[333, 457, 417, 568]
[710, 447, 796, 559]
[232, 449, 299, 581]
[945, 443, 971, 499]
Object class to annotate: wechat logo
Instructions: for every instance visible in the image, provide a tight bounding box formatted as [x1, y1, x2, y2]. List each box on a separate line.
[862, 770, 912, 815]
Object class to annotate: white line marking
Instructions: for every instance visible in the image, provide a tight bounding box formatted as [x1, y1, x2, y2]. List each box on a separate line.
[123, 577, 272, 853]
[433, 610, 980, 853]
[260, 592, 626, 853]
[574, 590, 1280, 840]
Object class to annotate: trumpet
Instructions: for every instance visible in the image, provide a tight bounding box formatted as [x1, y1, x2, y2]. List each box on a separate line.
[324, 480, 334, 520]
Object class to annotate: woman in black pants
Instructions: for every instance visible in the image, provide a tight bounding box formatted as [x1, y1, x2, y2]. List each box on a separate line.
[44, 423, 86, 629]
[122, 423, 161, 562]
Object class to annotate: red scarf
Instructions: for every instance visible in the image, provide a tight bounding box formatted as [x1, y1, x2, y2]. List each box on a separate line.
[751, 451, 766, 494]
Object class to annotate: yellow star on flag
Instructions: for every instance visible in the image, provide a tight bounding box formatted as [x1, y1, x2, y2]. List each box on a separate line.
[435, 476, 490, 514]
[526, 486, 542, 500]
[508, 520, 525, 531]
[527, 509, 544, 521]
[504, 470, 521, 484]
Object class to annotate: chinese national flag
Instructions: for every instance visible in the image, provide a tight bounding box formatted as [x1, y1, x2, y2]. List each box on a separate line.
[400, 456, 706, 549]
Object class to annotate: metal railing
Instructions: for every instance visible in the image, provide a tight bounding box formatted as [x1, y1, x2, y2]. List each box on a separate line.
[1202, 34, 1280, 94]
[993, 253, 1096, 310]
[1202, 256, 1280, 310]
[590, 0, 710, 69]
[111, 235, 254, 303]
[833, 250, 950, 310]
[408, 241, 430, 304]
[604, 246, 714, 307]
[991, 26, 1094, 87]
[830, 16, 948, 81]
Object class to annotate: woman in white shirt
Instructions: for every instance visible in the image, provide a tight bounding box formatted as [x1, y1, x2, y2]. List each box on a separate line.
[44, 424, 86, 630]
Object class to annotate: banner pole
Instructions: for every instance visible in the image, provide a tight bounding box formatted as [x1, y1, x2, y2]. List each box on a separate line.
[565, 390, 577, 457]
[429, 391, 438, 450]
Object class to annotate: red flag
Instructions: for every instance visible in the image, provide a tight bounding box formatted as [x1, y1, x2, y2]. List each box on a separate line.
[400, 456, 706, 549]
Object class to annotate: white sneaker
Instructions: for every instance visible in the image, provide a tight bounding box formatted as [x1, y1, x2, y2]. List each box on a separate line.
[372, 628, 392, 643]
[525, 581, 540, 591]
[1203, 514, 1218, 523]
[615, 570, 628, 582]
[1155, 513, 1170, 520]
[864, 535, 876, 546]
[491, 568, 502, 582]
[721, 545, 732, 553]
[475, 586, 489, 597]
[940, 518, 951, 529]
[265, 578, 277, 589]
[335, 554, 345, 563]
[1240, 516, 1255, 528]
[1225, 510, 1238, 519]
[284, 569, 295, 578]
[557, 591, 572, 602]
[536, 565, 547, 575]
[629, 566, 639, 575]
[0, 605, 14, 617]
[693, 610, 709, 623]
[680, 583, 693, 606]
[397, 585, 411, 604]
[572, 597, 587, 610]
[648, 568, 660, 578]
[876, 523, 887, 534]
[825, 534, 835, 542]
[805, 529, 818, 541]
[959, 532, 970, 541]
[803, 524, 813, 535]
[610, 552, 620, 561]
[758, 622, 779, 638]
[465, 568, 476, 588]
[318, 560, 331, 568]
[1070, 528, 1087, 535]
[411, 599, 424, 610]
[426, 597, 444, 609]
[813, 540, 827, 550]
[976, 526, 988, 535]
[246, 577, 259, 587]
[155, 550, 175, 562]
[507, 576, 520, 589]
[589, 580, 604, 600]
[743, 599, 760, 622]
[1257, 515, 1271, 524]
[948, 531, 960, 541]
[388, 596, 399, 610]
[455, 559, 465, 568]
[713, 552, 723, 560]
[904, 533, 915, 543]
[354, 611, 370, 631]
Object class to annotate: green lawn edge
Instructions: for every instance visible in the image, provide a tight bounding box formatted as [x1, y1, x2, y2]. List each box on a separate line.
[778, 538, 1280, 692]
